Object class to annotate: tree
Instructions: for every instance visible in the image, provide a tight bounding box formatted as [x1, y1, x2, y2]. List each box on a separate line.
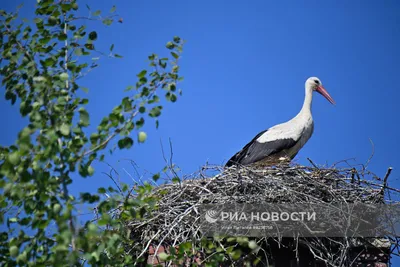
[0, 1, 184, 265]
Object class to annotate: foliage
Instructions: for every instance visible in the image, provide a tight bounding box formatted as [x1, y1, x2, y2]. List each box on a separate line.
[0, 1, 184, 265]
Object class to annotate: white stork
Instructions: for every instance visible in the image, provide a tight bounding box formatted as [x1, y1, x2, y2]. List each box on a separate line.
[225, 77, 335, 167]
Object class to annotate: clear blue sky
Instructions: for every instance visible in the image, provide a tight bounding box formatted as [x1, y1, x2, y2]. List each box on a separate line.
[2, 0, 400, 264]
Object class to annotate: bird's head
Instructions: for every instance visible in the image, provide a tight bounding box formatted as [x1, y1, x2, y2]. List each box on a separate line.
[306, 77, 335, 105]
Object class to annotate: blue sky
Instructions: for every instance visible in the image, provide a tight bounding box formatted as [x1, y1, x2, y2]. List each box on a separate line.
[2, 0, 400, 263]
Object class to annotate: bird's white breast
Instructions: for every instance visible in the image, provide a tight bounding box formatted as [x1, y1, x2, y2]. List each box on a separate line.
[256, 112, 313, 143]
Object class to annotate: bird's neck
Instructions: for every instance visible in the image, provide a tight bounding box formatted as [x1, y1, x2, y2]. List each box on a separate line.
[298, 87, 313, 117]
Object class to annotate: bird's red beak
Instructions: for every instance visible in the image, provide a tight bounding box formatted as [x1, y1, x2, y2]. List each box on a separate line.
[316, 85, 335, 105]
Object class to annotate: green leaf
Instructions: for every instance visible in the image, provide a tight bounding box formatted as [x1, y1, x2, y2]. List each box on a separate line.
[158, 252, 169, 261]
[60, 124, 70, 136]
[110, 44, 114, 51]
[74, 48, 83, 56]
[53, 204, 61, 214]
[16, 252, 27, 263]
[179, 241, 192, 252]
[19, 101, 32, 116]
[171, 52, 179, 59]
[172, 177, 180, 183]
[173, 36, 181, 43]
[9, 217, 18, 223]
[117, 137, 133, 149]
[19, 217, 30, 226]
[88, 31, 97, 41]
[110, 5, 116, 13]
[230, 250, 242, 260]
[124, 85, 134, 92]
[85, 43, 94, 50]
[168, 83, 176, 91]
[9, 246, 18, 257]
[138, 131, 147, 143]
[8, 151, 20, 165]
[61, 3, 72, 12]
[170, 94, 177, 102]
[79, 108, 90, 126]
[98, 187, 106, 194]
[149, 106, 162, 117]
[93, 10, 101, 16]
[80, 192, 99, 203]
[152, 173, 160, 182]
[137, 70, 147, 78]
[118, 98, 130, 113]
[248, 240, 258, 250]
[148, 95, 160, 104]
[120, 183, 129, 192]
[33, 18, 42, 24]
[102, 18, 113, 26]
[48, 16, 57, 25]
[44, 57, 56, 66]
[124, 121, 134, 132]
[59, 73, 69, 81]
[166, 42, 175, 49]
[58, 33, 67, 41]
[166, 92, 177, 102]
[87, 165, 95, 176]
[88, 223, 98, 233]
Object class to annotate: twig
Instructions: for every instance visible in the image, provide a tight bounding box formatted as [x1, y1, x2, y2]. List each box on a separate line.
[363, 138, 375, 172]
[380, 167, 393, 196]
[307, 158, 319, 169]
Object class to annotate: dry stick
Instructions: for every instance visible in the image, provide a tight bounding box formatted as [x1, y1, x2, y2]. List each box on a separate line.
[363, 138, 375, 172]
[152, 206, 197, 261]
[380, 167, 393, 196]
[350, 168, 356, 183]
[356, 169, 361, 184]
[343, 178, 400, 194]
[137, 229, 162, 259]
[307, 157, 319, 169]
[102, 171, 123, 195]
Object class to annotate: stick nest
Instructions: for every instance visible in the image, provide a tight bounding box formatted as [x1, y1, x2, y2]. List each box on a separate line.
[126, 162, 398, 266]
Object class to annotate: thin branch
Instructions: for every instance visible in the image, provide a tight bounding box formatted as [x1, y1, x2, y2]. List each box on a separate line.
[307, 157, 319, 169]
[82, 132, 117, 157]
[363, 138, 375, 172]
[380, 167, 393, 196]
[64, 15, 69, 89]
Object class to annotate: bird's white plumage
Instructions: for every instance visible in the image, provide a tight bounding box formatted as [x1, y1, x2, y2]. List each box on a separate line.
[256, 113, 313, 143]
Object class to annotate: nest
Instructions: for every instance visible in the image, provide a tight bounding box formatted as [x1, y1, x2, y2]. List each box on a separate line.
[126, 162, 398, 266]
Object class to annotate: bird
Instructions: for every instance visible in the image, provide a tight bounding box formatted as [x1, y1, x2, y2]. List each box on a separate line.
[225, 77, 335, 167]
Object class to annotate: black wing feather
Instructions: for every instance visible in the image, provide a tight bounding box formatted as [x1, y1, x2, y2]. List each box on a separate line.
[225, 129, 298, 167]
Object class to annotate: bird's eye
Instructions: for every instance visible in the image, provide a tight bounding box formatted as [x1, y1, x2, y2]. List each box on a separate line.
[314, 80, 320, 84]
